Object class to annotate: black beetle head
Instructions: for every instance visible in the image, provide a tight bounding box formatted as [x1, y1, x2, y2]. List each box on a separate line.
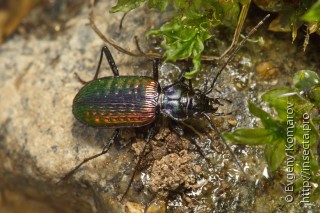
[189, 90, 220, 117]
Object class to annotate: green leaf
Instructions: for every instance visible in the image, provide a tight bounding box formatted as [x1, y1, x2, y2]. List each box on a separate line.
[294, 125, 307, 144]
[248, 102, 279, 127]
[289, 94, 314, 118]
[261, 87, 314, 123]
[173, 0, 187, 8]
[311, 187, 320, 202]
[302, 1, 320, 22]
[293, 70, 320, 91]
[265, 139, 286, 171]
[222, 128, 274, 145]
[184, 55, 201, 79]
[295, 119, 318, 146]
[309, 151, 320, 172]
[262, 88, 296, 121]
[310, 86, 320, 105]
[110, 0, 145, 13]
[294, 150, 320, 176]
[248, 102, 270, 119]
[212, 1, 240, 27]
[239, 0, 251, 5]
[148, 0, 169, 12]
[147, 14, 211, 77]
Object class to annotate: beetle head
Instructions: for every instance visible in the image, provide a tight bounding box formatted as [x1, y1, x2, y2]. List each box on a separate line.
[189, 90, 220, 117]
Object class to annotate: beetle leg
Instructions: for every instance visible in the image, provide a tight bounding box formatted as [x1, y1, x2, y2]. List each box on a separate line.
[188, 80, 192, 90]
[152, 59, 160, 82]
[214, 111, 232, 116]
[57, 129, 120, 184]
[93, 46, 120, 80]
[177, 70, 185, 82]
[203, 78, 209, 92]
[120, 126, 155, 201]
[202, 113, 247, 177]
[170, 121, 184, 136]
[177, 121, 211, 166]
[213, 112, 225, 116]
[102, 129, 120, 151]
[103, 45, 120, 77]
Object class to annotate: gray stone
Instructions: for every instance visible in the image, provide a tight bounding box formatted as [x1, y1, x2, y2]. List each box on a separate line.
[0, 1, 159, 212]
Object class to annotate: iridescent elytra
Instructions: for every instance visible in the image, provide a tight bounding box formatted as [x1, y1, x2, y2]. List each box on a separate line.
[73, 76, 159, 128]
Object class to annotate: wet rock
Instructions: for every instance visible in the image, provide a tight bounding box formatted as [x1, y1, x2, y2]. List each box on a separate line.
[0, 0, 160, 212]
[146, 200, 166, 213]
[255, 61, 279, 81]
[125, 201, 144, 213]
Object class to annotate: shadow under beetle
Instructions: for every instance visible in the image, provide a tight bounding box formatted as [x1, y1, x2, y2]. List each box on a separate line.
[62, 14, 270, 201]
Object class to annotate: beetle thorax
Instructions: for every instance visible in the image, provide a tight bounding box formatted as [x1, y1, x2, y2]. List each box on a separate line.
[159, 82, 217, 121]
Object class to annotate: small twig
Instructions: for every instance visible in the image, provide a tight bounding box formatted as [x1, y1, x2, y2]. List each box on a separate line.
[89, 10, 150, 57]
[119, 12, 128, 30]
[134, 36, 147, 56]
[88, 0, 221, 62]
[218, 3, 250, 60]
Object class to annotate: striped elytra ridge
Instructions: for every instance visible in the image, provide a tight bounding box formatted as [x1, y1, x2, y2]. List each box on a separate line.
[73, 76, 159, 127]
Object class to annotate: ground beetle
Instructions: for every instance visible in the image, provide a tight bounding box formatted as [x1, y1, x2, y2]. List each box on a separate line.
[62, 14, 270, 200]
[73, 46, 219, 128]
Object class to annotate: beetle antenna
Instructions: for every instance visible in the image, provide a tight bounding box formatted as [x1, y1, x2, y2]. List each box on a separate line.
[206, 14, 270, 95]
[202, 113, 247, 177]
